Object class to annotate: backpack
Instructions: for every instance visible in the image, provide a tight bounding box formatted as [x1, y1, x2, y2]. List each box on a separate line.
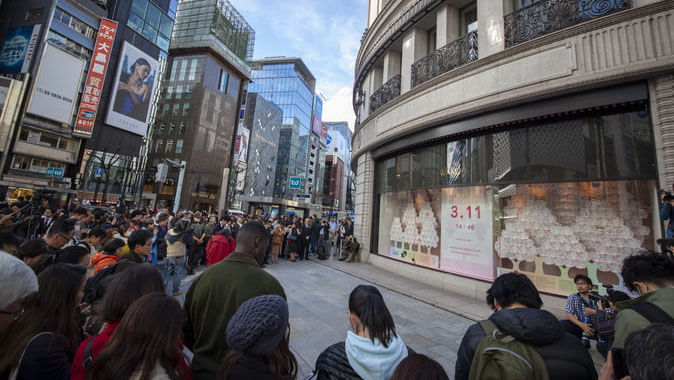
[467, 320, 550, 380]
[82, 262, 121, 304]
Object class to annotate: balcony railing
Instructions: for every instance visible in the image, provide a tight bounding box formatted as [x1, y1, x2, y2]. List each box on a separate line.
[504, 0, 630, 47]
[411, 31, 478, 89]
[369, 74, 401, 114]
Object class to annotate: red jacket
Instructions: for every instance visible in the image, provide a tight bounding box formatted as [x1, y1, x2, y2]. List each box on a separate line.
[206, 233, 236, 267]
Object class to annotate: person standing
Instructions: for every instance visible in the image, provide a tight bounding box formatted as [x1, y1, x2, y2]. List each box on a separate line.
[659, 191, 674, 238]
[189, 212, 206, 274]
[270, 224, 284, 264]
[165, 215, 191, 297]
[300, 218, 312, 260]
[317, 219, 331, 260]
[182, 221, 286, 380]
[287, 223, 301, 262]
[203, 217, 217, 265]
[329, 216, 339, 257]
[310, 215, 320, 255]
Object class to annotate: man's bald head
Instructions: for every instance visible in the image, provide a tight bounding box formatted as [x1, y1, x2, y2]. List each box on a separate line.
[236, 221, 270, 265]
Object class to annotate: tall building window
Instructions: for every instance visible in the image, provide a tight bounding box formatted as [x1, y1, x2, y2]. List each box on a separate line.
[179, 121, 186, 135]
[166, 139, 175, 153]
[127, 0, 174, 51]
[172, 104, 180, 117]
[158, 122, 166, 135]
[169, 121, 176, 134]
[46, 31, 92, 59]
[176, 139, 183, 154]
[182, 103, 190, 117]
[219, 69, 228, 93]
[427, 27, 437, 53]
[460, 3, 478, 35]
[189, 58, 198, 80]
[53, 8, 96, 39]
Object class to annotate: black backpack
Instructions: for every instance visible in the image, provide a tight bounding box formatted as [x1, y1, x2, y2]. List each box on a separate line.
[82, 263, 122, 304]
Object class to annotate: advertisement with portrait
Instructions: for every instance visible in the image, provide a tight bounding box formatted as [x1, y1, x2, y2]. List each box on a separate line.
[105, 41, 158, 136]
[234, 126, 250, 164]
[27, 43, 85, 124]
[0, 25, 41, 74]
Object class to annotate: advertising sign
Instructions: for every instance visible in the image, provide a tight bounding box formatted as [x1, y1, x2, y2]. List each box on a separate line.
[321, 121, 328, 143]
[27, 44, 85, 124]
[0, 25, 41, 74]
[105, 41, 159, 136]
[46, 167, 64, 178]
[234, 127, 250, 164]
[440, 186, 494, 280]
[73, 18, 118, 137]
[312, 112, 322, 137]
[289, 176, 301, 190]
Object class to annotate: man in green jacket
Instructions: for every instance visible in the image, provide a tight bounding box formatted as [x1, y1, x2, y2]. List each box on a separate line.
[182, 221, 286, 380]
[613, 252, 674, 349]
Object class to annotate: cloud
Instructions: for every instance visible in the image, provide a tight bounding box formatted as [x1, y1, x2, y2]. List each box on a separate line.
[319, 84, 355, 131]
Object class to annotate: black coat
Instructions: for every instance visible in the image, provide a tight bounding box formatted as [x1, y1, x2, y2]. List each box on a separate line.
[454, 308, 598, 380]
[12, 332, 71, 380]
[287, 228, 302, 253]
[226, 353, 293, 380]
[314, 342, 362, 380]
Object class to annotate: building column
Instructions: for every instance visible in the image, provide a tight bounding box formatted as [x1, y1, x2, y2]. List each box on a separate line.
[383, 50, 402, 82]
[650, 75, 674, 189]
[436, 3, 459, 48]
[400, 27, 428, 93]
[372, 66, 384, 92]
[477, 0, 507, 58]
[354, 151, 374, 262]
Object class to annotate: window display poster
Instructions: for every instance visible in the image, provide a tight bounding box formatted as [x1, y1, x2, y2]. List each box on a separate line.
[441, 186, 494, 280]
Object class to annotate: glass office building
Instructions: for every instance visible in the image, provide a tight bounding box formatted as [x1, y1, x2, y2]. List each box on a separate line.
[248, 58, 316, 200]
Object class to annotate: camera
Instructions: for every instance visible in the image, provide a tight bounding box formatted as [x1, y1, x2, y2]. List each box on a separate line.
[659, 189, 674, 202]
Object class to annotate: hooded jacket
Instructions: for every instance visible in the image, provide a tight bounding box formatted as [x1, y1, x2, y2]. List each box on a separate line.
[91, 252, 119, 274]
[454, 308, 597, 380]
[315, 332, 409, 380]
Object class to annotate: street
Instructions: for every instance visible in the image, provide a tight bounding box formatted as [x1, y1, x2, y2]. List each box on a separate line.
[180, 259, 474, 378]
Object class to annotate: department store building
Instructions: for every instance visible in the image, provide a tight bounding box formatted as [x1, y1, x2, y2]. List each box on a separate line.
[352, 0, 674, 302]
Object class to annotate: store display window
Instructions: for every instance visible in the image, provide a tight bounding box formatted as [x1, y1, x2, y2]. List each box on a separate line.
[375, 105, 659, 295]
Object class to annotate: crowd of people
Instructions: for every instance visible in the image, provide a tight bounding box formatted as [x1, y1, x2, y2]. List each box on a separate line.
[0, 197, 673, 380]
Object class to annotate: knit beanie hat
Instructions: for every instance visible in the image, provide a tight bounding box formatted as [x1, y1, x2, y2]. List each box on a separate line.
[226, 295, 289, 355]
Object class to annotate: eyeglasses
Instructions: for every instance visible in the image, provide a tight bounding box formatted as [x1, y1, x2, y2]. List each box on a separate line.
[0, 307, 25, 320]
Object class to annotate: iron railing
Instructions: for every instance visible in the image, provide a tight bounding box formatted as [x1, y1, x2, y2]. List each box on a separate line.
[411, 31, 478, 88]
[504, 0, 630, 47]
[369, 74, 402, 113]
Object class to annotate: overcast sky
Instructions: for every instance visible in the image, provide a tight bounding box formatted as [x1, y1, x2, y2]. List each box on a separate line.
[229, 0, 368, 131]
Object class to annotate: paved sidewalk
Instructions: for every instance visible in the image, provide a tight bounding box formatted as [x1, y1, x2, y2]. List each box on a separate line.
[263, 259, 474, 379]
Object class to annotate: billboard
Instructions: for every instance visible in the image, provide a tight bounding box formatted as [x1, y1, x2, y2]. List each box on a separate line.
[0, 25, 41, 74]
[27, 44, 86, 124]
[234, 126, 250, 163]
[73, 19, 118, 137]
[105, 41, 159, 136]
[312, 112, 322, 137]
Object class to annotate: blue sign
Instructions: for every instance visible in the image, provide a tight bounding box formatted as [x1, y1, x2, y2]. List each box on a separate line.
[326, 134, 332, 145]
[95, 167, 104, 177]
[0, 25, 41, 74]
[289, 176, 301, 190]
[46, 167, 64, 178]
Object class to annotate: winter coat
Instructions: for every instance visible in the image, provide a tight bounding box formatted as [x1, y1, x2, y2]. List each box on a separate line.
[91, 252, 119, 274]
[613, 288, 674, 349]
[166, 229, 186, 258]
[71, 321, 121, 380]
[454, 308, 597, 380]
[225, 353, 293, 380]
[10, 332, 71, 380]
[315, 334, 412, 380]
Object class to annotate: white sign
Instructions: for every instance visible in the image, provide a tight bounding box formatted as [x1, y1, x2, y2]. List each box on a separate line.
[105, 42, 159, 136]
[235, 127, 250, 163]
[27, 44, 85, 124]
[440, 186, 494, 280]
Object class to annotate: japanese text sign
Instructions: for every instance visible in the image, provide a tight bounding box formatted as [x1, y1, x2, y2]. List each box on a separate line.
[73, 18, 118, 137]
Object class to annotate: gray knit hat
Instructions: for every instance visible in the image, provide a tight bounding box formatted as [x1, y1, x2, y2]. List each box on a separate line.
[226, 295, 289, 355]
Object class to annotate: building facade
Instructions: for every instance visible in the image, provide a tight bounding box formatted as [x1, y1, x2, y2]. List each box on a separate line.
[352, 0, 674, 305]
[248, 58, 317, 204]
[0, 0, 177, 206]
[325, 121, 354, 212]
[238, 92, 283, 214]
[142, 0, 253, 211]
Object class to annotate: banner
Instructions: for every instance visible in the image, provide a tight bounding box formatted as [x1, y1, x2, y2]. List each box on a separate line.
[27, 44, 85, 124]
[234, 126, 250, 163]
[441, 186, 494, 280]
[73, 18, 118, 137]
[0, 25, 41, 74]
[104, 41, 159, 136]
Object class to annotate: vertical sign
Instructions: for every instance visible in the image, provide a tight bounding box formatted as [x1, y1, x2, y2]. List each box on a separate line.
[440, 186, 494, 280]
[73, 18, 118, 137]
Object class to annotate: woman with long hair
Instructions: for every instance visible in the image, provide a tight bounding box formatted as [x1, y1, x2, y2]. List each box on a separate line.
[71, 263, 165, 380]
[315, 285, 410, 380]
[86, 292, 190, 380]
[271, 224, 285, 264]
[219, 295, 297, 380]
[0, 263, 87, 380]
[115, 58, 151, 118]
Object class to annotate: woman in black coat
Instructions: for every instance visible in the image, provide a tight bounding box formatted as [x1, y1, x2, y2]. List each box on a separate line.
[287, 224, 302, 262]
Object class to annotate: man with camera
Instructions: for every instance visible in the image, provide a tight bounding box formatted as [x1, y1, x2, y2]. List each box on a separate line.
[561, 274, 612, 348]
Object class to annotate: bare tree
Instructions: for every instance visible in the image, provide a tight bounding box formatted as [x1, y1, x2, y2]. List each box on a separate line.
[89, 150, 122, 204]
